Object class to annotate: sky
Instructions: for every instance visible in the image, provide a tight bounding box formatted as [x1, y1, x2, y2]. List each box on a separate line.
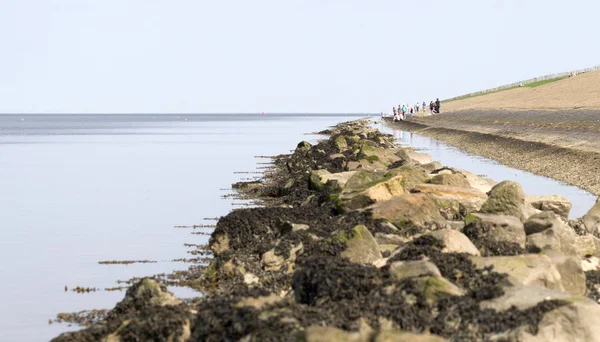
[1, 0, 598, 113]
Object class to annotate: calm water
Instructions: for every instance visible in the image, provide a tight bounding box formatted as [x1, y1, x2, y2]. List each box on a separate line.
[378, 122, 597, 218]
[0, 114, 364, 341]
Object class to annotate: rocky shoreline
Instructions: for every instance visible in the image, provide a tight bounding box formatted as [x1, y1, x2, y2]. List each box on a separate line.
[54, 119, 600, 341]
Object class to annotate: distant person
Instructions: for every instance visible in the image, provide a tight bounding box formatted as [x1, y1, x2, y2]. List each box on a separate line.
[435, 98, 441, 113]
[409, 107, 414, 119]
[401, 104, 407, 119]
[430, 101, 435, 114]
[422, 101, 427, 112]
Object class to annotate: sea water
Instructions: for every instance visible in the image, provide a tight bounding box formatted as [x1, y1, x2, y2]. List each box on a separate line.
[0, 114, 363, 341]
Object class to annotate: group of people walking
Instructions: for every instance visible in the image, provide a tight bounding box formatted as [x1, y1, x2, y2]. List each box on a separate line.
[386, 98, 441, 122]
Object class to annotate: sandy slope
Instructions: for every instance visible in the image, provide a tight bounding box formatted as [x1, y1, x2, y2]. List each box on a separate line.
[444, 70, 600, 111]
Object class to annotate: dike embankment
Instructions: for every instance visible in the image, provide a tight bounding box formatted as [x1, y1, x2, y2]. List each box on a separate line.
[387, 112, 600, 196]
[54, 119, 600, 341]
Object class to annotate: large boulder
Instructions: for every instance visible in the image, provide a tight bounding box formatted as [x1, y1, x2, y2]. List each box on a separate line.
[413, 184, 487, 199]
[384, 166, 430, 191]
[333, 135, 348, 152]
[524, 213, 596, 257]
[493, 298, 600, 342]
[524, 211, 563, 235]
[479, 285, 573, 311]
[583, 197, 600, 237]
[412, 276, 465, 303]
[338, 170, 416, 210]
[470, 254, 566, 293]
[427, 229, 480, 255]
[479, 180, 526, 221]
[339, 225, 382, 264]
[370, 194, 450, 231]
[463, 213, 526, 248]
[389, 260, 441, 280]
[310, 170, 358, 189]
[420, 161, 442, 173]
[545, 252, 586, 296]
[526, 194, 572, 220]
[456, 169, 497, 193]
[430, 173, 471, 188]
[358, 144, 400, 166]
[405, 150, 433, 164]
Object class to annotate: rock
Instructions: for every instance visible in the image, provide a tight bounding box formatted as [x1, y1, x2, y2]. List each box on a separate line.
[413, 184, 487, 199]
[413, 276, 465, 302]
[406, 150, 432, 164]
[420, 161, 443, 173]
[304, 326, 366, 342]
[358, 144, 400, 166]
[479, 285, 573, 311]
[582, 256, 600, 271]
[456, 169, 497, 193]
[430, 174, 471, 188]
[243, 273, 260, 285]
[210, 233, 230, 255]
[236, 294, 282, 309]
[479, 180, 526, 221]
[375, 233, 410, 245]
[545, 252, 586, 296]
[526, 194, 572, 220]
[276, 219, 310, 234]
[374, 330, 448, 342]
[379, 244, 400, 254]
[333, 135, 348, 152]
[497, 298, 600, 342]
[427, 229, 480, 255]
[370, 194, 449, 231]
[575, 235, 600, 258]
[346, 159, 388, 174]
[524, 211, 561, 235]
[261, 249, 285, 271]
[583, 197, 600, 236]
[296, 141, 312, 152]
[317, 170, 358, 188]
[340, 225, 382, 264]
[343, 170, 382, 190]
[385, 166, 430, 190]
[389, 260, 441, 280]
[463, 213, 526, 248]
[309, 170, 327, 191]
[525, 215, 583, 257]
[339, 168, 429, 211]
[470, 254, 565, 293]
[130, 279, 182, 307]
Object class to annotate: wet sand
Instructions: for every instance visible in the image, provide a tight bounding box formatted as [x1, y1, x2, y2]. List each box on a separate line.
[389, 110, 600, 195]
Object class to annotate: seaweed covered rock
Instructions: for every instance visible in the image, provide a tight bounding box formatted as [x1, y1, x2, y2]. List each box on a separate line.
[339, 225, 382, 264]
[479, 180, 526, 221]
[491, 297, 600, 342]
[463, 213, 526, 250]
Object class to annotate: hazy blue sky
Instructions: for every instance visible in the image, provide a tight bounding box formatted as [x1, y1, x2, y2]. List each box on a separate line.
[1, 0, 598, 113]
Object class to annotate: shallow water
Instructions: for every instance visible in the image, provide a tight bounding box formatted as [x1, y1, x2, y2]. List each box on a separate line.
[378, 121, 597, 218]
[0, 113, 363, 342]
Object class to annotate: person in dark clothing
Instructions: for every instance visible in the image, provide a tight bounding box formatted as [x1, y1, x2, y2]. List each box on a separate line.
[429, 101, 434, 114]
[435, 98, 441, 113]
